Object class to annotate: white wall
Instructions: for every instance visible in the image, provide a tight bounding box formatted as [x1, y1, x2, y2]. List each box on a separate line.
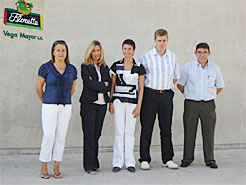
[0, 0, 245, 151]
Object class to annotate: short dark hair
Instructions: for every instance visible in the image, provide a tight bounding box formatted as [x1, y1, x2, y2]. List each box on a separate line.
[154, 29, 168, 39]
[196, 42, 210, 51]
[122, 39, 136, 50]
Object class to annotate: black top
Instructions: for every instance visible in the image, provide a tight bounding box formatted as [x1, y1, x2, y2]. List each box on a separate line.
[79, 63, 112, 103]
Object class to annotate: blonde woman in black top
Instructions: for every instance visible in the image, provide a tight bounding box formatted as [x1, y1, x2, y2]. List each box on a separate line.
[79, 40, 111, 175]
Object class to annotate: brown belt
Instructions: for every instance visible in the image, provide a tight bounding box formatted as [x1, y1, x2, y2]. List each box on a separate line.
[146, 87, 170, 94]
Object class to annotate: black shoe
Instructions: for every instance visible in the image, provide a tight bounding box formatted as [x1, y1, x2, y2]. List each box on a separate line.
[127, 167, 136, 173]
[181, 161, 191, 167]
[206, 162, 218, 169]
[112, 167, 121, 173]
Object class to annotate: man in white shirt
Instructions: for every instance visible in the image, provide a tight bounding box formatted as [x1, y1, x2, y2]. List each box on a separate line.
[177, 42, 225, 169]
[138, 29, 180, 170]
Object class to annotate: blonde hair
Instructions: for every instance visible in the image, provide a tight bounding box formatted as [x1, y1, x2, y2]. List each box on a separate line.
[83, 40, 106, 67]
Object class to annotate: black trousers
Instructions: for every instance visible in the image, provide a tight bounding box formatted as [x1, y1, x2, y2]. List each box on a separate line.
[182, 99, 216, 164]
[139, 87, 175, 163]
[80, 102, 107, 171]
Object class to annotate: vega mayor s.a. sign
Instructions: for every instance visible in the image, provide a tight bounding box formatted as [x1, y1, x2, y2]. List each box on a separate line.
[4, 0, 43, 30]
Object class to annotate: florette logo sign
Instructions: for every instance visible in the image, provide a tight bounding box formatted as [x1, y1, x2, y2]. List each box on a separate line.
[4, 0, 43, 30]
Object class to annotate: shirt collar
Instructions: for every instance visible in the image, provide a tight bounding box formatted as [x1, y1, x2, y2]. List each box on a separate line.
[94, 63, 100, 69]
[196, 60, 210, 68]
[152, 47, 170, 57]
[119, 58, 137, 65]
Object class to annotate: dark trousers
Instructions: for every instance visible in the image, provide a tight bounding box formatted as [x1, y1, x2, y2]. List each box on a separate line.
[139, 88, 175, 163]
[182, 99, 216, 164]
[80, 102, 107, 171]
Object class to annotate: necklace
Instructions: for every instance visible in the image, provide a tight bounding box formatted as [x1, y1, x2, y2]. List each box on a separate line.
[54, 63, 66, 69]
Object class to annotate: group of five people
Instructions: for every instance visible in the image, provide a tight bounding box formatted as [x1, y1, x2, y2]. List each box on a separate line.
[35, 28, 224, 179]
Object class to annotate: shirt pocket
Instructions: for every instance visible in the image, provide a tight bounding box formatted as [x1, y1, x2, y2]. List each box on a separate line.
[187, 73, 196, 85]
[207, 75, 216, 87]
[151, 64, 159, 73]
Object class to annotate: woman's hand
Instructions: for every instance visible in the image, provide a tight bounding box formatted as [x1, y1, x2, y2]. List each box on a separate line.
[108, 102, 114, 114]
[132, 105, 141, 118]
[104, 81, 109, 86]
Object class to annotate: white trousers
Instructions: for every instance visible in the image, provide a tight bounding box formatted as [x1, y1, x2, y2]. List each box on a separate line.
[112, 99, 137, 168]
[39, 104, 71, 162]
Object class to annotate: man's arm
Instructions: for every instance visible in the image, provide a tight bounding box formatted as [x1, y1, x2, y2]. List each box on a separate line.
[217, 88, 223, 95]
[177, 84, 184, 94]
[173, 79, 178, 84]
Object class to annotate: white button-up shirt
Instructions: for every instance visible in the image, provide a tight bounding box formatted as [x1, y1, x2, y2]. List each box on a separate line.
[178, 60, 225, 101]
[93, 64, 106, 105]
[138, 47, 180, 90]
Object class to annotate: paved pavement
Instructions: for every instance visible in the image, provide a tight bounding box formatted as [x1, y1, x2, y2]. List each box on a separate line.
[1, 148, 246, 185]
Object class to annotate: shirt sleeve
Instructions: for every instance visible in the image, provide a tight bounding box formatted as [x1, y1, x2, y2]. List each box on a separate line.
[177, 65, 188, 86]
[173, 55, 180, 80]
[138, 64, 146, 75]
[110, 63, 116, 75]
[215, 67, 225, 88]
[72, 65, 78, 80]
[38, 63, 47, 79]
[138, 56, 148, 74]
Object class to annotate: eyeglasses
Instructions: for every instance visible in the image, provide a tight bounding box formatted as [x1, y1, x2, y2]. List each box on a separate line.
[197, 51, 209, 55]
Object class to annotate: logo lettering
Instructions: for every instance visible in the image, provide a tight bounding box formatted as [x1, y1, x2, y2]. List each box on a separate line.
[9, 12, 38, 26]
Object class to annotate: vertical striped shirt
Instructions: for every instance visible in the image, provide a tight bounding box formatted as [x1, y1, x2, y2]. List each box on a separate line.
[138, 47, 180, 90]
[178, 60, 225, 101]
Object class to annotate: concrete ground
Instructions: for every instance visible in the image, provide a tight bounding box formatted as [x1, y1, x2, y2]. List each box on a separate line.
[0, 149, 246, 185]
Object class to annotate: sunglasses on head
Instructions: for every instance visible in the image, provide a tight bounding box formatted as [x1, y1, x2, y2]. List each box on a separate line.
[54, 40, 66, 45]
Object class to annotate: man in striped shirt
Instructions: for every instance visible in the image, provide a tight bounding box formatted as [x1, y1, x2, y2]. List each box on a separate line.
[138, 29, 180, 170]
